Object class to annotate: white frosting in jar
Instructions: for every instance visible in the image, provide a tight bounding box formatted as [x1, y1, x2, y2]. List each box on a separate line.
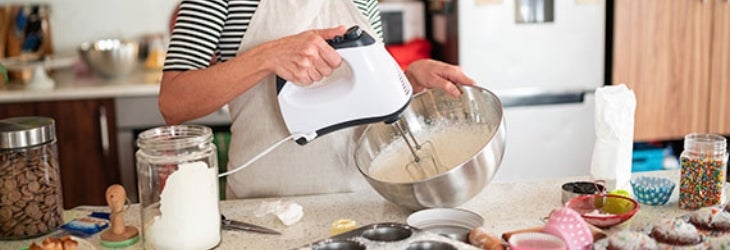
[145, 161, 220, 250]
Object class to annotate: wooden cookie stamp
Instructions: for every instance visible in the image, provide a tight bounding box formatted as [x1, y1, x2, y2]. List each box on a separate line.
[100, 184, 139, 246]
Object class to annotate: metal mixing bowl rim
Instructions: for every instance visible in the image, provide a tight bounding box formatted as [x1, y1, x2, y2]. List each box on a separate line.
[354, 85, 505, 185]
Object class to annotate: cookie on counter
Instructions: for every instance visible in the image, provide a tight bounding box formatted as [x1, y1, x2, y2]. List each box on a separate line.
[650, 218, 703, 246]
[607, 231, 657, 250]
[689, 207, 730, 231]
[29, 236, 78, 250]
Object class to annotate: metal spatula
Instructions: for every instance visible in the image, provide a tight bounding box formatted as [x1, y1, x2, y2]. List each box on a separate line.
[221, 215, 281, 235]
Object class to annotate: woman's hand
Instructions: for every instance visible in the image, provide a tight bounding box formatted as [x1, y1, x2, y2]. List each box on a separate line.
[405, 59, 476, 97]
[256, 26, 348, 86]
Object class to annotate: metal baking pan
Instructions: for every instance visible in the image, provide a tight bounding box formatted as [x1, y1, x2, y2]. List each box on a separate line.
[293, 223, 480, 250]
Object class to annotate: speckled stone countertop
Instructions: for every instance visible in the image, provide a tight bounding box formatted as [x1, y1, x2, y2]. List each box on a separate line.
[3, 169, 726, 249]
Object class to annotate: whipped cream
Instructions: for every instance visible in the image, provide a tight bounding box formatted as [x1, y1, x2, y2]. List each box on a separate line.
[368, 124, 488, 183]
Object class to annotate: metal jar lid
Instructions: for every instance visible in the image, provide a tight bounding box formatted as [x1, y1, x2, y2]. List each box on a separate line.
[0, 116, 56, 149]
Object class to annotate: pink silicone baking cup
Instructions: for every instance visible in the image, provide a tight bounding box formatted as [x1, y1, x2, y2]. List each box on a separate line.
[544, 208, 594, 250]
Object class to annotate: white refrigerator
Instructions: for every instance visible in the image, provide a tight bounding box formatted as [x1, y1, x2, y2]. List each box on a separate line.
[456, 0, 606, 181]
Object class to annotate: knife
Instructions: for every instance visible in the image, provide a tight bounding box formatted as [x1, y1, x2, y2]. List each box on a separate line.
[221, 215, 281, 235]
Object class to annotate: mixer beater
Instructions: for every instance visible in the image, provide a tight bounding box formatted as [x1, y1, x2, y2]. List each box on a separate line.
[393, 120, 445, 181]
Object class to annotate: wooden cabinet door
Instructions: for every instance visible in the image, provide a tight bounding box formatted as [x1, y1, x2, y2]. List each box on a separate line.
[0, 99, 120, 209]
[613, 0, 714, 141]
[709, 0, 730, 134]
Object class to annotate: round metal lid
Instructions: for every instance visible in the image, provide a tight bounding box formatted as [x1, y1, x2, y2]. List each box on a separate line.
[0, 116, 56, 149]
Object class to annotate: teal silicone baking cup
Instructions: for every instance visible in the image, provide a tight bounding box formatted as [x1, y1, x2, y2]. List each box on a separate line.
[630, 176, 675, 206]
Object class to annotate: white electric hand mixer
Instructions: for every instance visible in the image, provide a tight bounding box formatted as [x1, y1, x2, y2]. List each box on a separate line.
[220, 26, 444, 180]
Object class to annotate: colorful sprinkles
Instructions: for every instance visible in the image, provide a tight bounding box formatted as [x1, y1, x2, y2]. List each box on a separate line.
[679, 155, 727, 210]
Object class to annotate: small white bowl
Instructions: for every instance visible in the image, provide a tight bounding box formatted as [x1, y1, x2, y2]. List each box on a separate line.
[406, 208, 484, 243]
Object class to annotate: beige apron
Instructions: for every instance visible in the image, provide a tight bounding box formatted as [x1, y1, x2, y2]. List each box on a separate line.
[226, 0, 379, 198]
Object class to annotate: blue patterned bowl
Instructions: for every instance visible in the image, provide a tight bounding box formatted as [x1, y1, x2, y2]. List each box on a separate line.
[630, 176, 675, 206]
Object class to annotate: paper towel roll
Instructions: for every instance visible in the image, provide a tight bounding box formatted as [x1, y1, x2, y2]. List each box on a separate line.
[590, 84, 636, 191]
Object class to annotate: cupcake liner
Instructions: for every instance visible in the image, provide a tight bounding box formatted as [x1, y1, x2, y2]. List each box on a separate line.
[544, 208, 594, 249]
[631, 176, 675, 206]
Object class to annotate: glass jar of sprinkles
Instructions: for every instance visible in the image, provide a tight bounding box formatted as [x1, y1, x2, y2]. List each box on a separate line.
[679, 133, 728, 210]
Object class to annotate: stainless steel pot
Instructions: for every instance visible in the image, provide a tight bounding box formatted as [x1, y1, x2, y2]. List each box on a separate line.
[354, 85, 506, 211]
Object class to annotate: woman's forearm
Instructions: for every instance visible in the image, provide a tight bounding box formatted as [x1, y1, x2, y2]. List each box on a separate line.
[159, 48, 272, 125]
[159, 26, 347, 125]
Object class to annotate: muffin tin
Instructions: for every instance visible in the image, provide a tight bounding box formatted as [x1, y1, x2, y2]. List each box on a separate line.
[294, 223, 480, 250]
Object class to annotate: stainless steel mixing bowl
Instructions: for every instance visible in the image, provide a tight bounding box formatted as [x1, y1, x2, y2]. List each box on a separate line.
[79, 38, 139, 78]
[354, 85, 506, 211]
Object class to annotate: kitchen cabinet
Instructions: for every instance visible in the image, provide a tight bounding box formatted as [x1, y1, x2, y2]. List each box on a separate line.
[0, 98, 120, 209]
[709, 1, 730, 134]
[612, 0, 729, 141]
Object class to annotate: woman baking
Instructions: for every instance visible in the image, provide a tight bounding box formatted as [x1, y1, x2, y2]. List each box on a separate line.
[159, 0, 475, 198]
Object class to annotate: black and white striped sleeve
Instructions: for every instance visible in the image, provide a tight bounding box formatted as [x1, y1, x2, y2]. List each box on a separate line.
[354, 0, 383, 41]
[164, 0, 228, 71]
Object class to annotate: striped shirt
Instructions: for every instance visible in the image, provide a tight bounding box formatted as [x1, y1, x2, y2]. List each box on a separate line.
[164, 0, 383, 71]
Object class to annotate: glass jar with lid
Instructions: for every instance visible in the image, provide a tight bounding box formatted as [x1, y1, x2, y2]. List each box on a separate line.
[136, 125, 220, 250]
[679, 133, 728, 210]
[0, 116, 63, 239]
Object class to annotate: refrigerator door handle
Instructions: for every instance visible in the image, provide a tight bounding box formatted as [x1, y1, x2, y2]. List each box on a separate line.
[495, 88, 594, 108]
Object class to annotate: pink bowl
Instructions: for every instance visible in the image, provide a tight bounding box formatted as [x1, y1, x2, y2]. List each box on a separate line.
[565, 194, 640, 228]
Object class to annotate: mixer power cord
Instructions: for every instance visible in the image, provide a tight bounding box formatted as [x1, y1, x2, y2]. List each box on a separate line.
[217, 135, 294, 178]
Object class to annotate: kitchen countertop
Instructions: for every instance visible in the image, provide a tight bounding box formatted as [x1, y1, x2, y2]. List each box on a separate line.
[3, 169, 726, 249]
[0, 69, 161, 103]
